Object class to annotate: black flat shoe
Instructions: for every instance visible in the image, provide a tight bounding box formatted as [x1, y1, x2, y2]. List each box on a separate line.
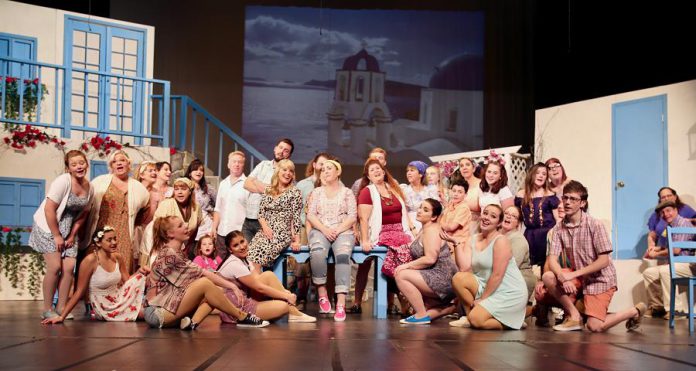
[346, 304, 362, 314]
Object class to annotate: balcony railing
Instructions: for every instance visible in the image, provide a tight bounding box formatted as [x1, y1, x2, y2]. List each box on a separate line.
[1, 56, 170, 147]
[1, 56, 267, 177]
[155, 95, 267, 177]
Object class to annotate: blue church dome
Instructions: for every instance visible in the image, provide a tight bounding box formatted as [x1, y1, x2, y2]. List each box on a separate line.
[429, 54, 483, 90]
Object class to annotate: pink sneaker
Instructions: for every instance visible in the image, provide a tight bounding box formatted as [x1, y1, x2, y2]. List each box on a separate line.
[334, 305, 346, 322]
[318, 297, 332, 314]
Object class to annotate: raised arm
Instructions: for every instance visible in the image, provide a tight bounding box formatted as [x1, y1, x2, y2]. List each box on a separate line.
[454, 236, 473, 272]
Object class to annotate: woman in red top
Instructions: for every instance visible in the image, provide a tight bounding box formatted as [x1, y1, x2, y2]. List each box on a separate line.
[353, 159, 415, 315]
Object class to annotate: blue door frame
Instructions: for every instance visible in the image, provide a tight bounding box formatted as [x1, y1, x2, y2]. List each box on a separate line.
[611, 94, 668, 259]
[63, 16, 147, 142]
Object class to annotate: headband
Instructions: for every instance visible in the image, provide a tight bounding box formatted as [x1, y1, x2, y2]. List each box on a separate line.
[173, 177, 195, 189]
[138, 160, 156, 175]
[325, 160, 342, 175]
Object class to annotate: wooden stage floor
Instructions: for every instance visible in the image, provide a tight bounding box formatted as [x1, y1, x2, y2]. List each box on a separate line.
[1, 301, 695, 370]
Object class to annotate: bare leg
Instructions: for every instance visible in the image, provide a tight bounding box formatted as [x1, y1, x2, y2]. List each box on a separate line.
[258, 271, 303, 316]
[41, 253, 61, 312]
[191, 302, 214, 324]
[255, 300, 290, 320]
[55, 257, 76, 313]
[586, 307, 640, 333]
[452, 272, 479, 316]
[395, 269, 439, 318]
[162, 277, 246, 327]
[468, 305, 504, 330]
[542, 271, 581, 321]
[424, 302, 456, 320]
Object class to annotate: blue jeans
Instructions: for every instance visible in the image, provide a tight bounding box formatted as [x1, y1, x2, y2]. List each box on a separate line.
[308, 230, 354, 294]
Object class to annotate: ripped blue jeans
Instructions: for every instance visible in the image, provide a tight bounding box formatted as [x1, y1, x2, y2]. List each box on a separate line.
[308, 229, 354, 294]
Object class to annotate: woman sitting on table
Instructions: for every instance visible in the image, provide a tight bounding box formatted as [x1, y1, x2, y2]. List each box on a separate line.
[306, 159, 357, 321]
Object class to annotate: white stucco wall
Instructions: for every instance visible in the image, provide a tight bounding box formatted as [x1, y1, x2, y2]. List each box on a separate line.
[536, 80, 696, 309]
[0, 0, 155, 78]
[535, 79, 696, 234]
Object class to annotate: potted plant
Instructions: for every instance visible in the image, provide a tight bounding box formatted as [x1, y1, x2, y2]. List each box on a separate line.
[1, 77, 49, 121]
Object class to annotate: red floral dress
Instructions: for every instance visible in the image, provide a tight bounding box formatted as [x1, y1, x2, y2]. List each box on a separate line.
[89, 258, 146, 321]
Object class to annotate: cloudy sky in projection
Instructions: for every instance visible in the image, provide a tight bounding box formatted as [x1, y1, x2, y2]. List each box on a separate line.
[244, 7, 484, 86]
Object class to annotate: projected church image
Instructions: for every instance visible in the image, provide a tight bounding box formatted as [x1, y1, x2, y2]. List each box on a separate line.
[242, 7, 484, 164]
[327, 48, 483, 164]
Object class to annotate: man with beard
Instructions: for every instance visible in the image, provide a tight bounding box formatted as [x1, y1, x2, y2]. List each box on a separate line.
[243, 138, 294, 243]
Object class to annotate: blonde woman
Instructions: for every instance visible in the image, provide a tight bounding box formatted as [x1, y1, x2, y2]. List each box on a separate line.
[247, 159, 302, 273]
[140, 177, 202, 266]
[425, 165, 448, 205]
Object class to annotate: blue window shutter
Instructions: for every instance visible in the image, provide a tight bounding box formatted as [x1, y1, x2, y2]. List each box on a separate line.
[0, 178, 44, 227]
[19, 182, 42, 226]
[0, 181, 16, 226]
[0, 38, 9, 57]
[0, 32, 37, 78]
[90, 160, 109, 179]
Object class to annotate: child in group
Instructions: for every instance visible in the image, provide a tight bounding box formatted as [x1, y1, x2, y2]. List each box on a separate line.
[192, 235, 222, 271]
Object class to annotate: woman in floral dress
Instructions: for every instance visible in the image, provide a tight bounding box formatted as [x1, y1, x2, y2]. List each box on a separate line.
[30, 150, 93, 320]
[83, 150, 150, 274]
[42, 226, 149, 324]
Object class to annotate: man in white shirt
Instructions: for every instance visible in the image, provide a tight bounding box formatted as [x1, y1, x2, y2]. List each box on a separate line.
[212, 151, 249, 259]
[242, 138, 294, 243]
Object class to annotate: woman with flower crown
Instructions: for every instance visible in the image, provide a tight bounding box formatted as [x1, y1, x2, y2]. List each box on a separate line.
[42, 226, 150, 324]
[478, 151, 514, 211]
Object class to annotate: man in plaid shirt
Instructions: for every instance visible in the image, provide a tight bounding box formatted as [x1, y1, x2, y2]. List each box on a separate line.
[542, 180, 646, 332]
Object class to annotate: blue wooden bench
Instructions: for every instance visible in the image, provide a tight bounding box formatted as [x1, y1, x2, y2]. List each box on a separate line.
[271, 246, 389, 319]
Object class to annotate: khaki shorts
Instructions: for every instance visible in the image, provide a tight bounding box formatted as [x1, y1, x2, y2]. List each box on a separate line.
[583, 287, 616, 321]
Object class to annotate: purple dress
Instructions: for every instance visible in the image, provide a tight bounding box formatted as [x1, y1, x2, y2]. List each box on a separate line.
[515, 195, 560, 265]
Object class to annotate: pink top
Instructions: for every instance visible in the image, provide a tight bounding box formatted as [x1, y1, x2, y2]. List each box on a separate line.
[307, 186, 357, 236]
[192, 255, 222, 271]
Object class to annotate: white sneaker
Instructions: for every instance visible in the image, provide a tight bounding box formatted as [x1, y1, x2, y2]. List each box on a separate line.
[289, 313, 317, 323]
[179, 316, 192, 330]
[449, 316, 471, 328]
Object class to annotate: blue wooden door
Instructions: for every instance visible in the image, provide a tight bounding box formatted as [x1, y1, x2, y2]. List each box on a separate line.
[612, 95, 667, 258]
[64, 17, 146, 142]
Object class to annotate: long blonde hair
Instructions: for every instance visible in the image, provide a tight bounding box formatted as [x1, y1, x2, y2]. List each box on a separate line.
[268, 159, 296, 197]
